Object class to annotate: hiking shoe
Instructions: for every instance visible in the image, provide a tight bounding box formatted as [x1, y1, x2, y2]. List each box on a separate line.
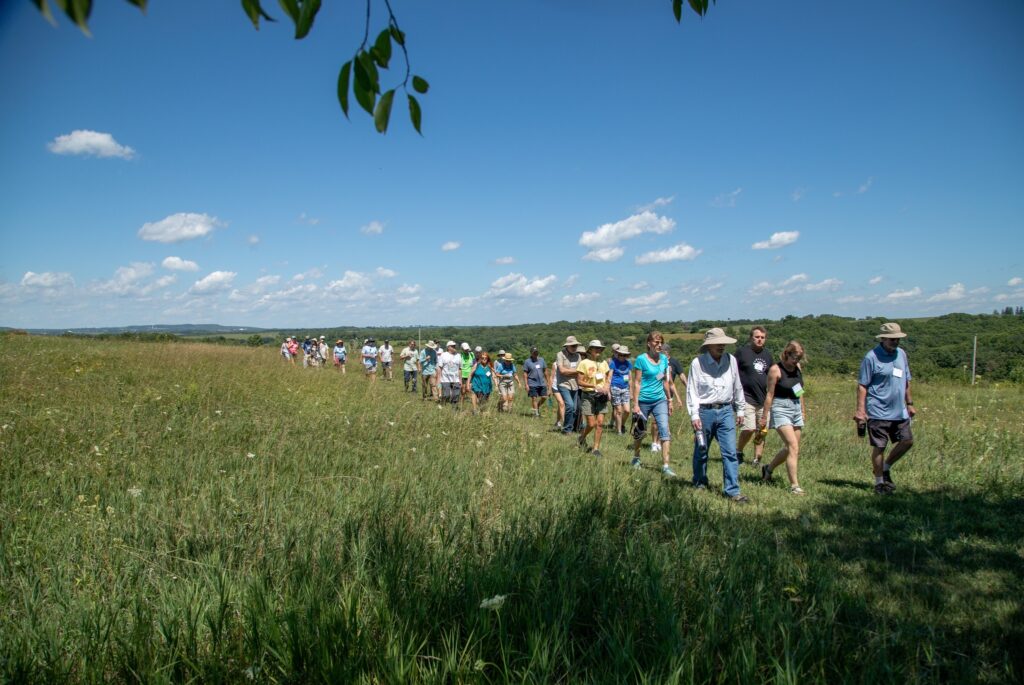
[789, 486, 806, 496]
[729, 494, 751, 504]
[882, 470, 895, 491]
[630, 456, 642, 469]
[761, 465, 773, 483]
[694, 482, 707, 491]
[650, 443, 662, 453]
[592, 449, 603, 458]
[874, 483, 894, 496]
[661, 465, 677, 478]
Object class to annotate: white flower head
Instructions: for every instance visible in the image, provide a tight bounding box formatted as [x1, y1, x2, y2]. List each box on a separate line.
[480, 594, 507, 611]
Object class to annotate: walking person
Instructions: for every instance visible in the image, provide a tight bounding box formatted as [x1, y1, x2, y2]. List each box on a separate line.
[686, 328, 749, 503]
[650, 343, 687, 452]
[522, 347, 549, 418]
[361, 338, 379, 383]
[400, 340, 419, 392]
[419, 341, 439, 401]
[437, 341, 463, 409]
[735, 326, 772, 466]
[379, 340, 394, 381]
[854, 322, 915, 495]
[759, 341, 807, 495]
[629, 332, 676, 477]
[470, 351, 494, 414]
[556, 336, 583, 435]
[609, 344, 632, 435]
[459, 343, 475, 406]
[317, 336, 329, 369]
[280, 337, 292, 362]
[333, 339, 347, 373]
[286, 336, 299, 364]
[551, 357, 566, 431]
[577, 341, 611, 457]
[495, 353, 521, 413]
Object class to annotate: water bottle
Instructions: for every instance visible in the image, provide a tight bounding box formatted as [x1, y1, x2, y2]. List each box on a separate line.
[857, 421, 867, 438]
[695, 430, 706, 449]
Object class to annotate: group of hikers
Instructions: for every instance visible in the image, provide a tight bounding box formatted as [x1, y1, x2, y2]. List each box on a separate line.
[280, 322, 915, 501]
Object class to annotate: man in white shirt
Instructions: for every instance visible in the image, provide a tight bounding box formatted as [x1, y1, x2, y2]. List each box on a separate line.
[436, 341, 463, 409]
[686, 328, 748, 503]
[379, 340, 394, 381]
[400, 340, 419, 393]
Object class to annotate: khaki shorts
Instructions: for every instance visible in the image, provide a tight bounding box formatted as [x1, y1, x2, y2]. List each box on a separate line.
[580, 392, 609, 416]
[740, 403, 764, 431]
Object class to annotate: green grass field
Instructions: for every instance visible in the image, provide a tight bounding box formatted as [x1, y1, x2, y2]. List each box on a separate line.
[1, 336, 1022, 683]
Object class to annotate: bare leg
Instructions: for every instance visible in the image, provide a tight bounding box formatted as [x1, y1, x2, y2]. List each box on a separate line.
[769, 425, 801, 487]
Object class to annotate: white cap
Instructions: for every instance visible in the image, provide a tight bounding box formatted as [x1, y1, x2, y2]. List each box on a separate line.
[461, 342, 471, 351]
[474, 345, 482, 352]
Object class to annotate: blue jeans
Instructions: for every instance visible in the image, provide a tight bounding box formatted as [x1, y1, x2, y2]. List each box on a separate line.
[637, 398, 670, 441]
[559, 387, 579, 432]
[692, 405, 741, 497]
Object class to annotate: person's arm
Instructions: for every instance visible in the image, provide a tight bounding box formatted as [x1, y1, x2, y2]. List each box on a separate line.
[630, 366, 641, 414]
[760, 366, 780, 430]
[905, 381, 916, 418]
[601, 363, 611, 396]
[686, 359, 701, 430]
[730, 356, 746, 417]
[663, 362, 673, 416]
[578, 362, 594, 392]
[855, 385, 868, 422]
[557, 354, 578, 377]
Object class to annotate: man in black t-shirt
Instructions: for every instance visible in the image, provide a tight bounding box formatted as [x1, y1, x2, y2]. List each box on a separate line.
[735, 326, 773, 465]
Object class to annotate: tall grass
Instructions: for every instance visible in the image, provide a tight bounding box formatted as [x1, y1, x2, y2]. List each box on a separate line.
[1, 336, 1021, 683]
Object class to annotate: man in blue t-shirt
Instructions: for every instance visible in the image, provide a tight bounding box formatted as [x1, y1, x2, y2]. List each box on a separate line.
[855, 322, 916, 495]
[521, 347, 549, 418]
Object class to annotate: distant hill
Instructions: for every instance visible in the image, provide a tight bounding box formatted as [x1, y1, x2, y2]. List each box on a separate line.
[8, 324, 271, 336]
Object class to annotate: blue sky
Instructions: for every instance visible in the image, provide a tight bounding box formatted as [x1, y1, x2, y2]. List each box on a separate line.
[1, 0, 1022, 328]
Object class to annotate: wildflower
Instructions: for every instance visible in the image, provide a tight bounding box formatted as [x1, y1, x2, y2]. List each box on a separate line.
[215, 410, 222, 415]
[484, 479, 494, 488]
[479, 594, 507, 610]
[410, 447, 417, 453]
[246, 452, 256, 459]
[77, 494, 86, 503]
[388, 421, 395, 426]
[127, 487, 142, 498]
[476, 440, 484, 448]
[106, 506, 115, 515]
[425, 433, 431, 439]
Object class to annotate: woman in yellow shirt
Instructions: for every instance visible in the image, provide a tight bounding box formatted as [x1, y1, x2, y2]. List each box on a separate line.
[576, 340, 611, 457]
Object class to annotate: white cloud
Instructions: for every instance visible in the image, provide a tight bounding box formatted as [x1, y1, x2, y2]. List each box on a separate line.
[375, 267, 397, 278]
[927, 283, 966, 303]
[583, 247, 624, 262]
[162, 256, 199, 272]
[749, 273, 840, 297]
[190, 271, 236, 294]
[47, 129, 135, 159]
[780, 273, 809, 287]
[970, 287, 989, 295]
[564, 274, 579, 288]
[837, 295, 865, 304]
[494, 256, 516, 265]
[869, 276, 883, 285]
[804, 278, 843, 292]
[326, 270, 372, 291]
[858, 176, 874, 194]
[1009, 277, 1022, 287]
[711, 188, 742, 208]
[247, 234, 260, 246]
[92, 262, 155, 295]
[138, 213, 222, 243]
[637, 196, 675, 212]
[579, 211, 675, 248]
[561, 292, 601, 306]
[291, 267, 323, 282]
[622, 291, 667, 307]
[299, 212, 321, 226]
[883, 287, 922, 302]
[635, 243, 701, 264]
[791, 187, 807, 202]
[441, 241, 461, 251]
[397, 283, 421, 295]
[361, 220, 384, 235]
[752, 231, 800, 250]
[487, 272, 557, 298]
[630, 281, 649, 290]
[21, 271, 74, 289]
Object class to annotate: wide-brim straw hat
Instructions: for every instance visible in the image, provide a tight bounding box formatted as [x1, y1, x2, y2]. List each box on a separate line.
[563, 335, 580, 348]
[617, 345, 630, 355]
[876, 322, 908, 339]
[426, 340, 437, 349]
[587, 339, 605, 349]
[702, 327, 737, 346]
[503, 353, 514, 361]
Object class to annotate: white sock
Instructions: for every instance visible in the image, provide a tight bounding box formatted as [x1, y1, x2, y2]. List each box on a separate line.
[875, 476, 884, 485]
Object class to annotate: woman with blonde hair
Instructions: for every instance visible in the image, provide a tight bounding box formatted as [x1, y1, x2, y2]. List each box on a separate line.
[630, 331, 676, 477]
[760, 341, 807, 495]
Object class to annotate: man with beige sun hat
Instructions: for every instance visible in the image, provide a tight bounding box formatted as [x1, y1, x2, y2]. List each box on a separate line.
[555, 335, 584, 434]
[855, 322, 915, 495]
[686, 327, 749, 503]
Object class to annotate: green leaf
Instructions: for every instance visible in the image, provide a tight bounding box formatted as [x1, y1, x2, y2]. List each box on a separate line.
[125, 0, 147, 10]
[33, 0, 56, 25]
[412, 75, 429, 95]
[337, 61, 351, 119]
[374, 89, 395, 134]
[358, 51, 380, 94]
[294, 0, 320, 39]
[372, 29, 392, 68]
[407, 94, 422, 135]
[687, 0, 709, 16]
[64, 0, 93, 35]
[277, 0, 299, 23]
[352, 56, 376, 115]
[672, 0, 682, 22]
[389, 25, 405, 46]
[241, 0, 275, 29]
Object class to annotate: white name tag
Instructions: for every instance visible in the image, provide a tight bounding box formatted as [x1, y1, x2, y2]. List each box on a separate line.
[486, 371, 491, 377]
[792, 382, 804, 397]
[892, 367, 904, 378]
[596, 374, 605, 381]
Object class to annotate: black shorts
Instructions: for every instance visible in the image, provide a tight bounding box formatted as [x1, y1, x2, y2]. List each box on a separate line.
[528, 386, 548, 398]
[867, 419, 913, 449]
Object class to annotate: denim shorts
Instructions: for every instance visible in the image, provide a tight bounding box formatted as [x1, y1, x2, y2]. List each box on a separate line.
[637, 399, 670, 441]
[770, 398, 804, 429]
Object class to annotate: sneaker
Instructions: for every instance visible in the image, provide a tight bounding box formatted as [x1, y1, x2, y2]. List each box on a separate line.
[661, 465, 677, 478]
[751, 458, 761, 468]
[874, 483, 894, 496]
[630, 456, 642, 469]
[650, 443, 662, 453]
[729, 494, 751, 504]
[694, 482, 707, 491]
[789, 486, 806, 496]
[592, 449, 603, 458]
[882, 470, 895, 491]
[761, 465, 773, 483]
